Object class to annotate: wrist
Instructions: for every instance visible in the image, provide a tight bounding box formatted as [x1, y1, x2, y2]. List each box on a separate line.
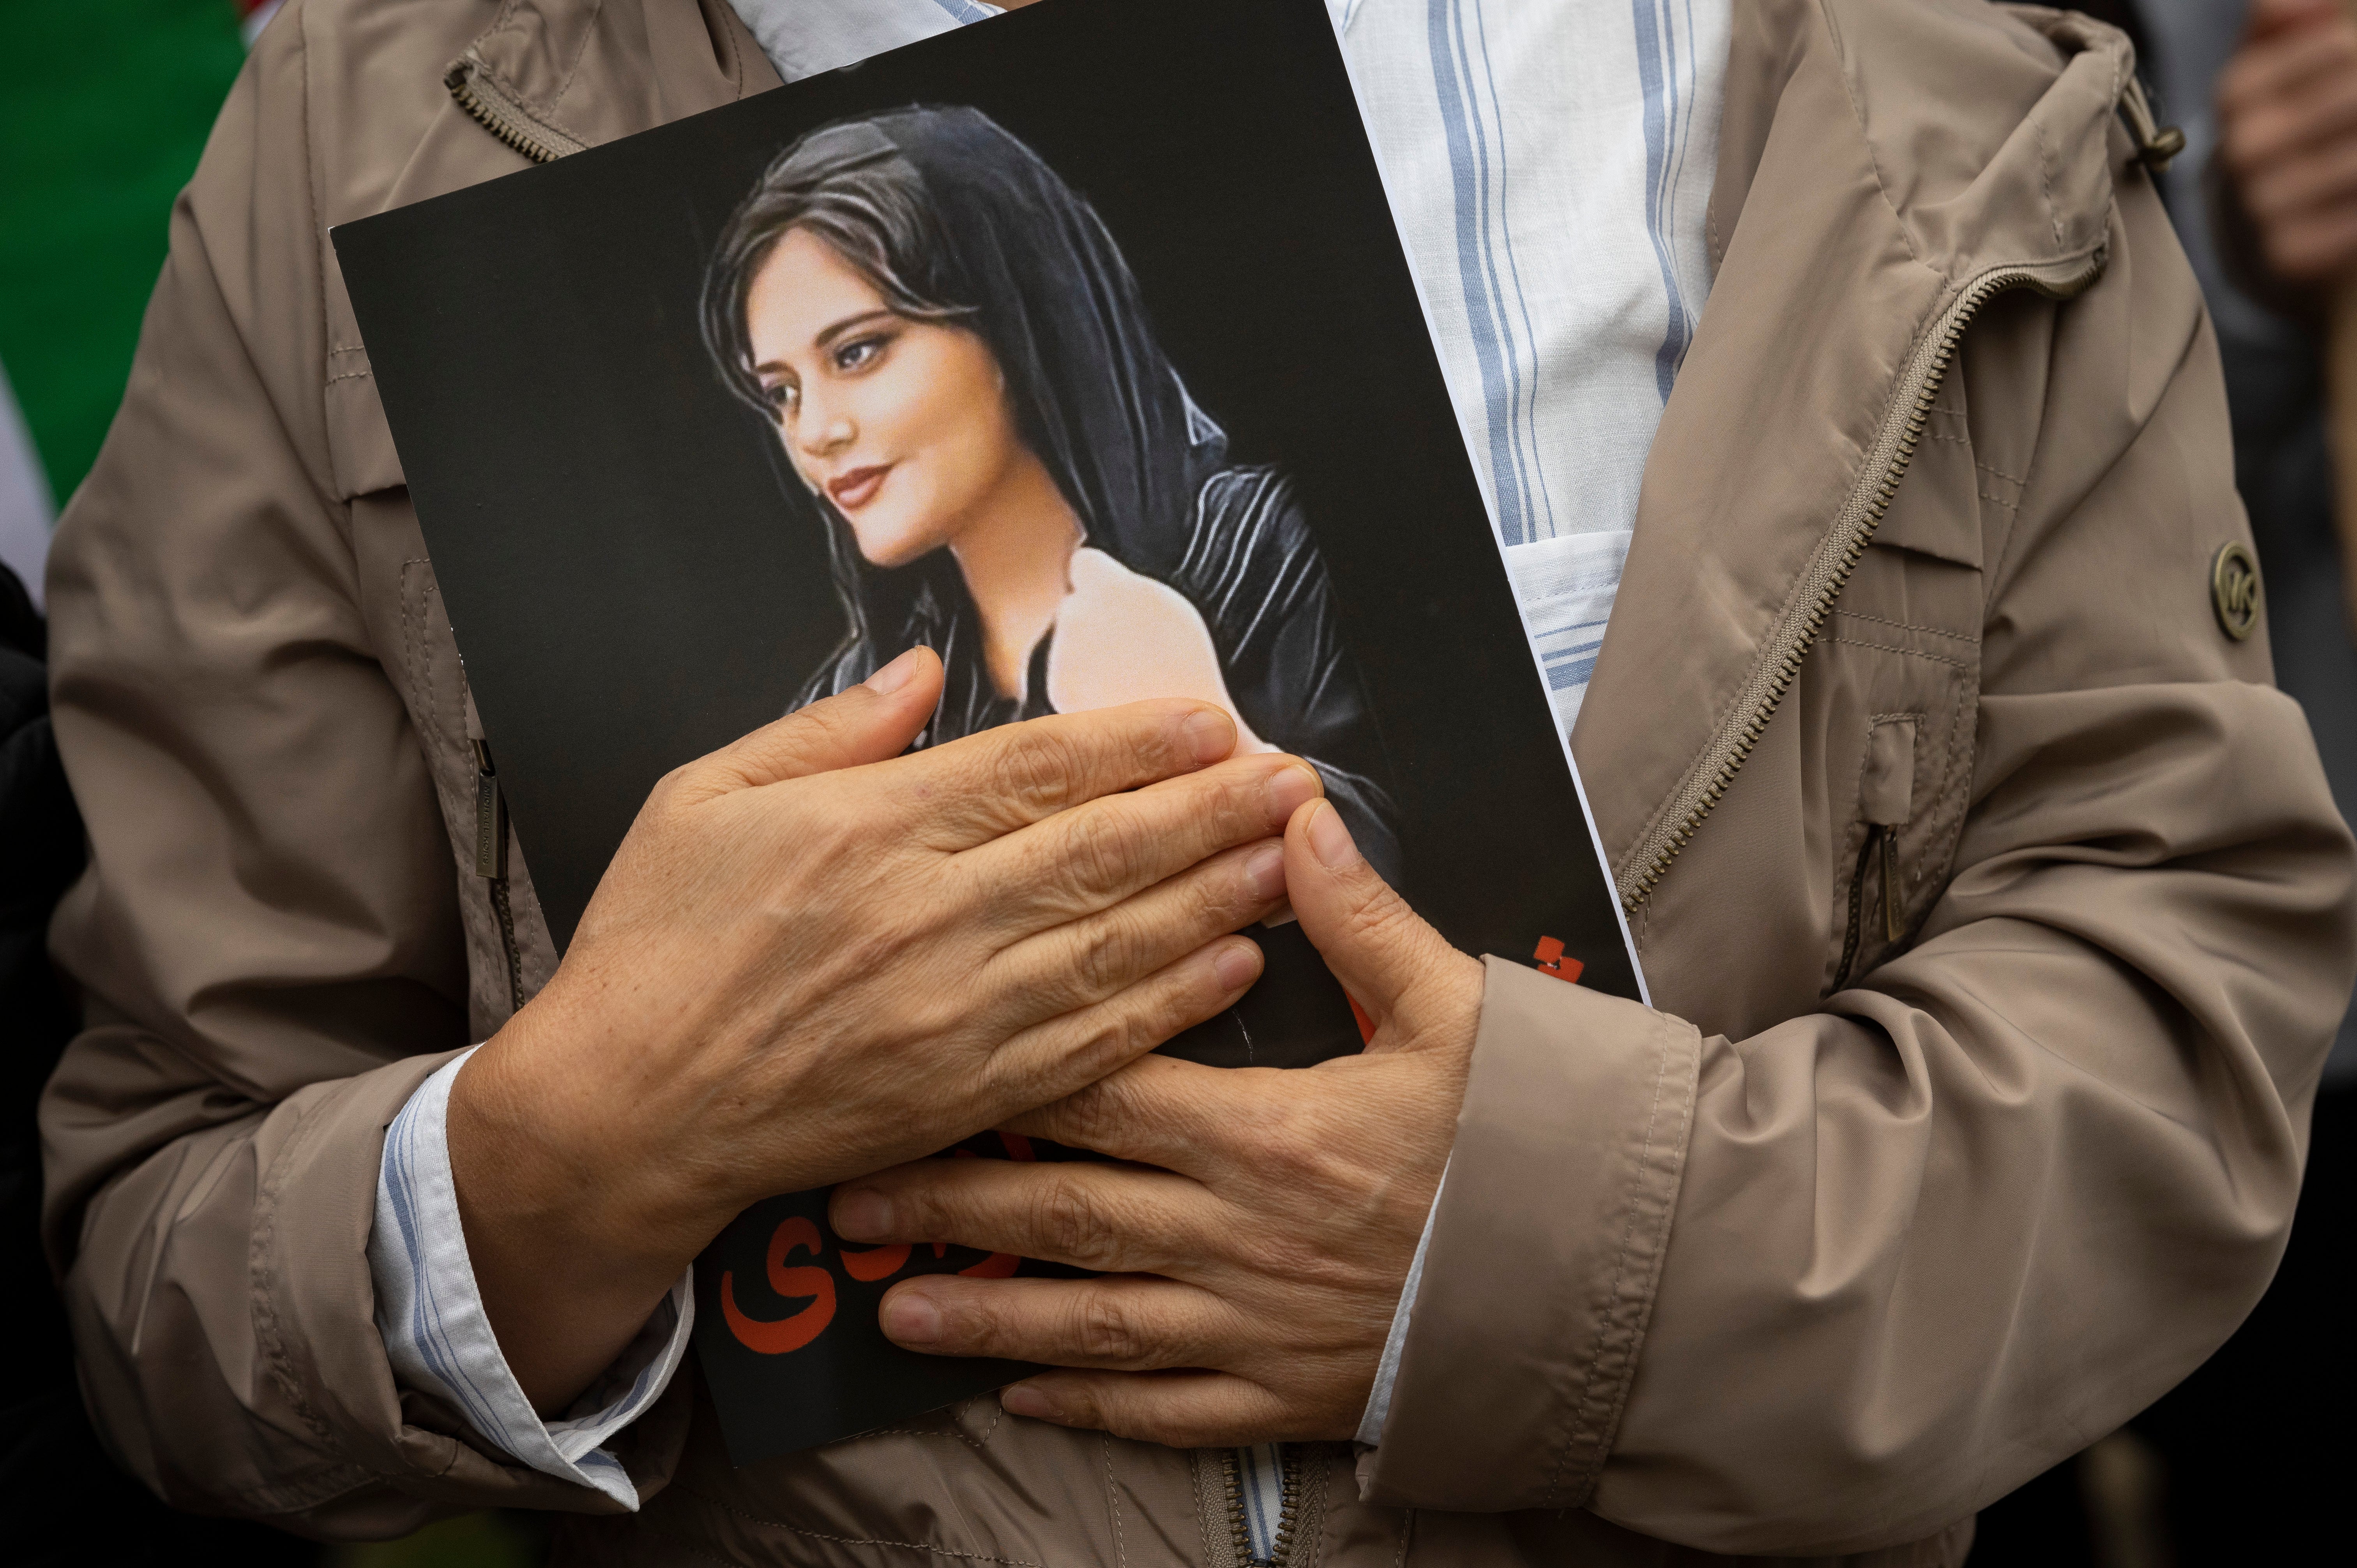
[452, 1003, 724, 1278]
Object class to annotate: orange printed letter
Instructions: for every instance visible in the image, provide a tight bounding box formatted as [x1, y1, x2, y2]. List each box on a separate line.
[721, 1216, 837, 1355]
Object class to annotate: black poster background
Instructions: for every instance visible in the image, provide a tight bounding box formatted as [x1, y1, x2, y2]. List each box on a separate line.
[336, 0, 1644, 1461]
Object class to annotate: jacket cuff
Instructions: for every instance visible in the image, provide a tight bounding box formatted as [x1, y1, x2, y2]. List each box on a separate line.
[1357, 957, 1700, 1511]
[256, 1049, 686, 1518]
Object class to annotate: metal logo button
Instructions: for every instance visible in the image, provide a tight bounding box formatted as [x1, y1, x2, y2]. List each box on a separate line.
[2211, 541, 2260, 641]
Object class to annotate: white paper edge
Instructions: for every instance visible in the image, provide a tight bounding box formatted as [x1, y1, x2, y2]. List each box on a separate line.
[1316, 0, 1651, 1008]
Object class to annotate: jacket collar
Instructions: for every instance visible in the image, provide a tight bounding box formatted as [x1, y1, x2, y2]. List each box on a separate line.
[1571, 0, 2134, 886]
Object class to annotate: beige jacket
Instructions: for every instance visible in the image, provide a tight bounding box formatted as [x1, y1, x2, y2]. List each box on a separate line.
[40, 1, 2355, 1564]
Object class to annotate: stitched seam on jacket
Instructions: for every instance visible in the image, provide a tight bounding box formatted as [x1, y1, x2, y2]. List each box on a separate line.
[252, 1099, 337, 1451]
[1579, 1012, 1701, 1504]
[1834, 609, 1977, 644]
[1100, 1434, 1127, 1568]
[549, 0, 606, 118]
[670, 1490, 1045, 1565]
[295, 0, 336, 501]
[711, 0, 746, 93]
[2033, 118, 2064, 250]
[1543, 1005, 1679, 1508]
[1815, 0, 1929, 269]
[1826, 634, 1971, 672]
[1917, 666, 1982, 923]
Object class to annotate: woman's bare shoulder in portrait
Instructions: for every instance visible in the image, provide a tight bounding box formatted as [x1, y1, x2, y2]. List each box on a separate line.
[1045, 547, 1272, 749]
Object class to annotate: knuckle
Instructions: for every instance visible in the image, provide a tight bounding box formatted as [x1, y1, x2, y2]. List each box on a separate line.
[1055, 1076, 1130, 1148]
[1037, 1178, 1120, 1270]
[1052, 1006, 1155, 1086]
[1071, 913, 1148, 999]
[1065, 807, 1146, 896]
[992, 727, 1087, 816]
[1074, 1291, 1150, 1364]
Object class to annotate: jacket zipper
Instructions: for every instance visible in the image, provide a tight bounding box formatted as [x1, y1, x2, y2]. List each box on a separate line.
[444, 53, 584, 165]
[1221, 1446, 1302, 1566]
[1618, 254, 2106, 912]
[470, 731, 526, 1017]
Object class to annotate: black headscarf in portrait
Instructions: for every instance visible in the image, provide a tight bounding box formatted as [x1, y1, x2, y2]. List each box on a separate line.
[707, 106, 1227, 740]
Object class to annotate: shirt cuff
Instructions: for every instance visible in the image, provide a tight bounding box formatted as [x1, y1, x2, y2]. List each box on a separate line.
[1355, 1162, 1447, 1446]
[369, 1046, 694, 1509]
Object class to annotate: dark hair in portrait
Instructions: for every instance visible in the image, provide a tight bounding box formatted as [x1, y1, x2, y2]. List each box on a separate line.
[701, 104, 1402, 883]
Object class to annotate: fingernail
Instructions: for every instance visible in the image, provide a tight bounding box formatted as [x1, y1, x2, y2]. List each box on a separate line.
[1182, 708, 1236, 766]
[1244, 842, 1288, 901]
[1002, 1383, 1064, 1421]
[1307, 802, 1359, 870]
[864, 648, 924, 696]
[882, 1291, 943, 1346]
[1260, 900, 1298, 930]
[833, 1188, 895, 1241]
[1265, 763, 1320, 825]
[1214, 940, 1262, 991]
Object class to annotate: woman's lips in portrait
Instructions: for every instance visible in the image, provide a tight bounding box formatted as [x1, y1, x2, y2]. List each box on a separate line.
[827, 463, 893, 510]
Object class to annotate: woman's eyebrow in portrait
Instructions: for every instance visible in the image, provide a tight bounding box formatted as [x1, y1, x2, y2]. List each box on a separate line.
[815, 308, 897, 350]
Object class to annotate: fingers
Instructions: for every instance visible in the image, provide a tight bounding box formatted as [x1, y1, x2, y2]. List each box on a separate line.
[675, 647, 945, 803]
[978, 937, 1264, 1109]
[1000, 1370, 1301, 1449]
[1283, 800, 1477, 1046]
[998, 1054, 1240, 1174]
[876, 1275, 1240, 1375]
[979, 837, 1288, 1028]
[873, 700, 1242, 851]
[834, 1153, 1215, 1276]
[961, 755, 1321, 929]
[2220, 16, 2357, 161]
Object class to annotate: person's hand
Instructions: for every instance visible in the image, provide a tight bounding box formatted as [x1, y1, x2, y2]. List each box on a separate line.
[2218, 0, 2357, 285]
[826, 797, 1484, 1446]
[450, 647, 1325, 1411]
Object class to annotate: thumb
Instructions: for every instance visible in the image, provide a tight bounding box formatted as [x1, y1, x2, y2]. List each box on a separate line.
[685, 647, 944, 800]
[1285, 798, 1470, 1048]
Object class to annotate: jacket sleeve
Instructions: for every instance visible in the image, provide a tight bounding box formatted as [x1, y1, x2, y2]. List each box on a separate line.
[1361, 198, 2355, 1558]
[37, 23, 682, 1537]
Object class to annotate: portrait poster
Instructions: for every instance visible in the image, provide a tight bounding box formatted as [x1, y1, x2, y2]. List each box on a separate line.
[335, 0, 1645, 1462]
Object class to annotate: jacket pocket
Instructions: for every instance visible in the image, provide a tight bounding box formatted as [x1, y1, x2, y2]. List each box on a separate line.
[1816, 602, 1979, 994]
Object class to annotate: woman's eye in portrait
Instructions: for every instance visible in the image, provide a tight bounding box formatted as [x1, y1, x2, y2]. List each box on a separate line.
[762, 377, 801, 419]
[831, 331, 894, 374]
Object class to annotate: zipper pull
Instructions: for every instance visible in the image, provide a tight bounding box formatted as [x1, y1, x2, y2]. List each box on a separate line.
[464, 687, 507, 881]
[470, 739, 509, 881]
[2118, 76, 2186, 173]
[1881, 825, 1903, 943]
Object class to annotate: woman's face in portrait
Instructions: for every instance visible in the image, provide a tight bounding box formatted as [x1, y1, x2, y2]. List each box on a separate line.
[745, 227, 1023, 567]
